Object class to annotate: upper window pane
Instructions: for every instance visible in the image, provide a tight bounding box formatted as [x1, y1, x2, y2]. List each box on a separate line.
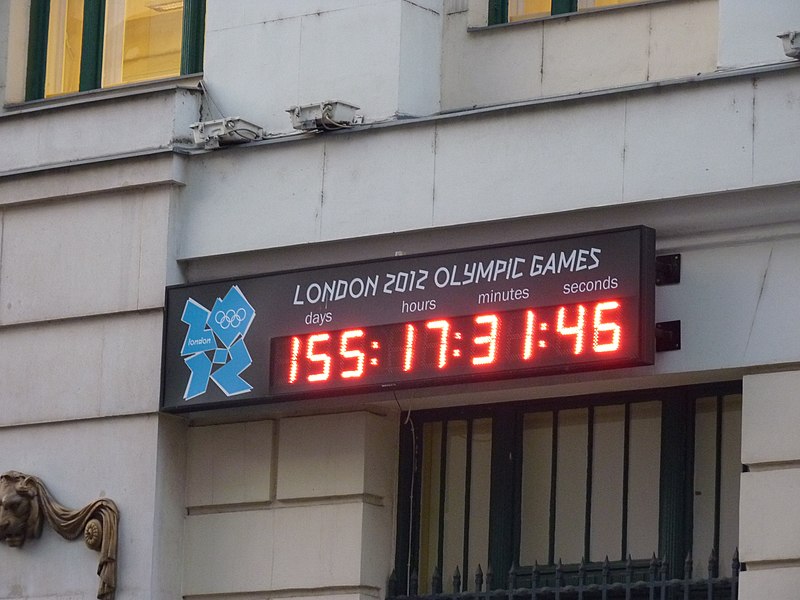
[102, 0, 184, 88]
[506, 0, 646, 22]
[27, 0, 202, 101]
[509, 0, 551, 21]
[45, 0, 84, 97]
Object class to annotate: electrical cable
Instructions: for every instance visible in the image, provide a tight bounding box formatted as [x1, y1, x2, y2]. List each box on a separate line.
[229, 128, 261, 141]
[199, 79, 226, 120]
[394, 391, 417, 593]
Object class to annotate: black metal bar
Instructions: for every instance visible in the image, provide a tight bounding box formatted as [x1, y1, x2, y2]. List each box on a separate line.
[463, 419, 474, 591]
[708, 547, 718, 580]
[394, 412, 420, 595]
[621, 403, 631, 561]
[625, 554, 633, 600]
[659, 397, 692, 579]
[555, 559, 563, 600]
[489, 409, 515, 588]
[438, 421, 449, 583]
[549, 411, 559, 566]
[512, 411, 524, 574]
[585, 406, 595, 563]
[649, 554, 657, 600]
[714, 396, 724, 561]
[432, 565, 442, 594]
[684, 551, 692, 600]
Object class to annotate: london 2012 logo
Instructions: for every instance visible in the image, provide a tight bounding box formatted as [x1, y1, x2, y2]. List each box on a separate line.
[179, 286, 256, 400]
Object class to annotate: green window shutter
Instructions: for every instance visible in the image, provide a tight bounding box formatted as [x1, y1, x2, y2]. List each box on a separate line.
[80, 0, 105, 92]
[25, 0, 50, 101]
[488, 0, 508, 25]
[551, 0, 578, 15]
[181, 0, 206, 75]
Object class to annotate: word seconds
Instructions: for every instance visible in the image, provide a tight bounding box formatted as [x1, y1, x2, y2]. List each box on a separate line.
[269, 298, 642, 397]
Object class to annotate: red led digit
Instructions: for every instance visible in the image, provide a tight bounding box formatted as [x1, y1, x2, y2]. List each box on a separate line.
[403, 324, 416, 372]
[593, 301, 621, 353]
[306, 333, 332, 382]
[556, 305, 586, 355]
[523, 310, 536, 360]
[288, 336, 301, 383]
[340, 329, 366, 378]
[426, 320, 451, 369]
[472, 314, 499, 366]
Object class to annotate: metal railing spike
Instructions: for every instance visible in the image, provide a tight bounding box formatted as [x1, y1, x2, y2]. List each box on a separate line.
[475, 564, 484, 592]
[507, 561, 518, 589]
[708, 547, 719, 579]
[386, 549, 740, 600]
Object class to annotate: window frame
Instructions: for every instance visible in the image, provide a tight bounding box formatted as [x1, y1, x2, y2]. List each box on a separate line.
[393, 381, 742, 594]
[25, 0, 206, 101]
[487, 0, 673, 26]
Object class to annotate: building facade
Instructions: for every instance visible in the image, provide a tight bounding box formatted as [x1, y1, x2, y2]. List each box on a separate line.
[1, 0, 800, 598]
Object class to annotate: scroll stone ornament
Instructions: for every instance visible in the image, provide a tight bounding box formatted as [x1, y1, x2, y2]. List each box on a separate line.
[0, 471, 119, 599]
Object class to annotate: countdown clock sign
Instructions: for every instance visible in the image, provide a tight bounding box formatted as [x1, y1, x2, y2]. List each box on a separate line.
[161, 226, 655, 412]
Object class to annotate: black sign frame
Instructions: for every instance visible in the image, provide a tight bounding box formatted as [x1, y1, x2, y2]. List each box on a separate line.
[161, 226, 656, 413]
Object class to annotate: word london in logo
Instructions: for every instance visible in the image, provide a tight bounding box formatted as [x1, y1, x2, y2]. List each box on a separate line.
[180, 286, 256, 400]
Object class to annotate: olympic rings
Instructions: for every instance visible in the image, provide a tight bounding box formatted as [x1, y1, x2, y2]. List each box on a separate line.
[214, 308, 247, 329]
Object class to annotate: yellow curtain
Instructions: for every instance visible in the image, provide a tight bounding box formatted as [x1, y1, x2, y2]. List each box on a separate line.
[102, 0, 183, 88]
[44, 0, 84, 97]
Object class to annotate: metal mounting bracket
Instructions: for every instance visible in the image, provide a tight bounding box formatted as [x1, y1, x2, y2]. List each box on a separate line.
[656, 254, 681, 286]
[655, 320, 681, 352]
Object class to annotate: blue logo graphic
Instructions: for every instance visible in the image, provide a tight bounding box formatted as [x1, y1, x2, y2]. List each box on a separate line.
[180, 286, 256, 400]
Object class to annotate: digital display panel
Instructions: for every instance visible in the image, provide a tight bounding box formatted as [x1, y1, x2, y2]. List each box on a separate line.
[270, 299, 637, 396]
[161, 226, 655, 412]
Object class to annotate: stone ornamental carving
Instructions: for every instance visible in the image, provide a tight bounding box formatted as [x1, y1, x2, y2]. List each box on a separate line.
[0, 471, 119, 599]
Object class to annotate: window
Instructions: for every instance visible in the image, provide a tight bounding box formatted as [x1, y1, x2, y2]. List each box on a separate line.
[393, 383, 742, 595]
[25, 0, 205, 100]
[490, 0, 651, 25]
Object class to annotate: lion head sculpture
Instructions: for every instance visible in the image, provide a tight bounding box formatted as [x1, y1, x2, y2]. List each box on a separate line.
[0, 470, 118, 599]
[0, 471, 43, 547]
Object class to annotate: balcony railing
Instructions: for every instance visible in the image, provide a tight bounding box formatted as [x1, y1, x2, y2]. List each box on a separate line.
[388, 549, 740, 600]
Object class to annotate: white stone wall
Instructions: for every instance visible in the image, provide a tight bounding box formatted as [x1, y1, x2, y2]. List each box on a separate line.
[182, 412, 398, 599]
[1, 2, 800, 599]
[176, 65, 800, 262]
[0, 413, 187, 600]
[445, 0, 718, 110]
[740, 371, 800, 598]
[718, 0, 800, 68]
[201, 0, 443, 134]
[0, 120, 189, 598]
